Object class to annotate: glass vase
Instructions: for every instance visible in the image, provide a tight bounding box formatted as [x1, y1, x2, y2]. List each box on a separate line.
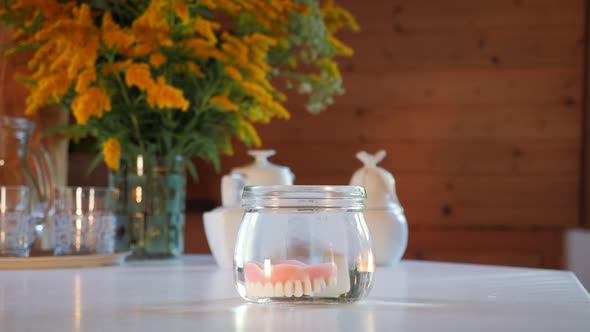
[109, 155, 186, 258]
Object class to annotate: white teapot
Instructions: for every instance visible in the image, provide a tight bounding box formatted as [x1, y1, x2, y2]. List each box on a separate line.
[350, 150, 408, 266]
[204, 149, 294, 268]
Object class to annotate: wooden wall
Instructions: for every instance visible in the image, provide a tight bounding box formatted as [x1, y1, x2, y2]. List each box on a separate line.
[0, 29, 69, 186]
[185, 0, 586, 268]
[1, 0, 586, 268]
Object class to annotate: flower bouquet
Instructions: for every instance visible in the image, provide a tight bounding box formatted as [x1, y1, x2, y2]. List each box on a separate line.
[1, 0, 358, 257]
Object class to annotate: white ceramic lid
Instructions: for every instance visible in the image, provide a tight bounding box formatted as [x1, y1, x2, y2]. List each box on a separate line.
[231, 150, 294, 186]
[349, 150, 400, 209]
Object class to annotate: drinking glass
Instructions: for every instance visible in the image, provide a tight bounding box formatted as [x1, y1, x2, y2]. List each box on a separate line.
[54, 187, 117, 255]
[0, 186, 34, 257]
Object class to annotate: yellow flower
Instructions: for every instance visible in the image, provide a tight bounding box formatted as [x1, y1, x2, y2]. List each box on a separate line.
[174, 1, 190, 22]
[216, 0, 240, 15]
[317, 58, 341, 79]
[146, 76, 190, 111]
[186, 38, 213, 50]
[242, 62, 270, 82]
[125, 63, 156, 91]
[241, 81, 273, 101]
[70, 37, 100, 78]
[187, 62, 204, 76]
[224, 66, 242, 81]
[101, 12, 134, 51]
[133, 42, 159, 56]
[102, 60, 132, 75]
[102, 138, 121, 171]
[221, 32, 248, 62]
[125, 65, 188, 111]
[266, 100, 290, 120]
[198, 0, 217, 10]
[132, 0, 169, 31]
[71, 86, 112, 124]
[237, 118, 261, 147]
[321, 0, 360, 33]
[327, 34, 353, 56]
[244, 33, 277, 47]
[131, 0, 172, 56]
[194, 17, 220, 43]
[209, 95, 238, 111]
[192, 47, 228, 62]
[24, 72, 72, 115]
[24, 97, 42, 116]
[149, 53, 167, 67]
[75, 67, 96, 93]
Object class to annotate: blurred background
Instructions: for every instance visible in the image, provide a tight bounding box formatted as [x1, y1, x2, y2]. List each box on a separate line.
[1, 0, 589, 284]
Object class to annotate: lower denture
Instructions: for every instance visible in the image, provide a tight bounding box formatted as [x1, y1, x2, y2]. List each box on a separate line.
[243, 260, 338, 298]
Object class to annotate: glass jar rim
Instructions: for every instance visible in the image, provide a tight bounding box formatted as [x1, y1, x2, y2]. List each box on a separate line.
[242, 185, 366, 209]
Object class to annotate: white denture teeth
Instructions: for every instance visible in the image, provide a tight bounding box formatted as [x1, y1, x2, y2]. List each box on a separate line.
[303, 278, 312, 295]
[255, 283, 264, 296]
[263, 283, 274, 297]
[245, 276, 338, 298]
[294, 280, 303, 297]
[274, 282, 284, 297]
[246, 282, 263, 297]
[328, 276, 337, 288]
[284, 281, 294, 297]
[313, 278, 323, 292]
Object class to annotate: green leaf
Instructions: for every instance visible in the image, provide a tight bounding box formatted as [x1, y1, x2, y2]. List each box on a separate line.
[87, 153, 105, 176]
[42, 124, 89, 138]
[184, 158, 199, 182]
[3, 42, 41, 55]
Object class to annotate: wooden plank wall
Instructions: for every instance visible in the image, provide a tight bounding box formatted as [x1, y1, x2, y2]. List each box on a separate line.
[0, 1, 586, 268]
[583, 0, 590, 228]
[0, 29, 69, 186]
[185, 0, 585, 268]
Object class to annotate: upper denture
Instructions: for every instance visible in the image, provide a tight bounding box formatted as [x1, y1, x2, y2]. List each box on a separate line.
[244, 260, 338, 297]
[244, 260, 336, 284]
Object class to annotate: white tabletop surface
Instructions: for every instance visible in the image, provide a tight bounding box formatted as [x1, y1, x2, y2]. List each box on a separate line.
[0, 255, 589, 332]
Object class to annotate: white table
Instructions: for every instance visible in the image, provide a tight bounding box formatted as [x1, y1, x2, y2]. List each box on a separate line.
[0, 256, 589, 332]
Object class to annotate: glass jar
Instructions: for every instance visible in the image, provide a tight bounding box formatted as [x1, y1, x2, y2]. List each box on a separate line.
[234, 185, 375, 304]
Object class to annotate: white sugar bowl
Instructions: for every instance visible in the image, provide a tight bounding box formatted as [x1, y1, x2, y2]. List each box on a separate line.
[350, 150, 408, 266]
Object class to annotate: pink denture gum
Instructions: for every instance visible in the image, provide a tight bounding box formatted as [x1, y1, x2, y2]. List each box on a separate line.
[243, 260, 338, 298]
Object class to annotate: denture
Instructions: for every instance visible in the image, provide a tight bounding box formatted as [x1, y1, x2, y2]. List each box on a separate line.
[243, 260, 338, 297]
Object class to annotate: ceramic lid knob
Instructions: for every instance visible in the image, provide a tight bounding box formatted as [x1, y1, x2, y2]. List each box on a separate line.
[248, 150, 276, 163]
[350, 150, 400, 209]
[231, 149, 295, 185]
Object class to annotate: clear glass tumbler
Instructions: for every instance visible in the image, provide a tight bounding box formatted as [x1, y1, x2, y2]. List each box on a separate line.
[0, 186, 34, 257]
[234, 185, 375, 304]
[54, 187, 117, 255]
